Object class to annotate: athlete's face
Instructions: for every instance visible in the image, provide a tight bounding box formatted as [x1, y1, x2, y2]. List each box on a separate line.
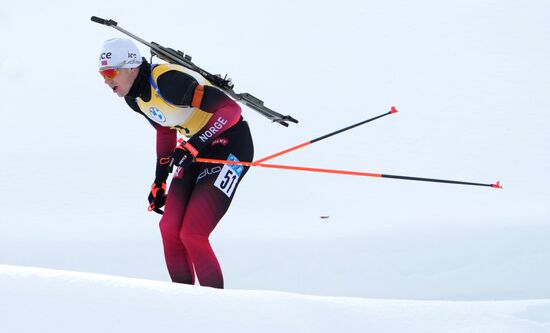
[101, 67, 139, 97]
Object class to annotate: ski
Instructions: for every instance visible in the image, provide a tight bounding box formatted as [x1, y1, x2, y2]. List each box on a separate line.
[91, 16, 299, 127]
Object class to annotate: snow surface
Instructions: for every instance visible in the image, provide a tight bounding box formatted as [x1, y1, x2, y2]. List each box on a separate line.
[2, 264, 550, 333]
[1, 0, 549, 332]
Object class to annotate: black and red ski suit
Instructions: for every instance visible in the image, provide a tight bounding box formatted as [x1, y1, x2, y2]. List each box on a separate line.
[125, 59, 254, 288]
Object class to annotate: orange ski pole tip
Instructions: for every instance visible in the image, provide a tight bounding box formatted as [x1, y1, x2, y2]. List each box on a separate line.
[390, 106, 398, 113]
[491, 181, 503, 189]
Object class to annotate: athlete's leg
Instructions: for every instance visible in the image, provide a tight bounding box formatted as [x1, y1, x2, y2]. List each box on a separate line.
[179, 121, 254, 288]
[179, 179, 234, 288]
[158, 166, 199, 284]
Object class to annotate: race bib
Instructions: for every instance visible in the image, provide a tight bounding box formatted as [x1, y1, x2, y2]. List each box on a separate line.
[214, 154, 244, 197]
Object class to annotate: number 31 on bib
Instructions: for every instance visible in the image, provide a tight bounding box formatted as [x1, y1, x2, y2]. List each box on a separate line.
[214, 154, 245, 197]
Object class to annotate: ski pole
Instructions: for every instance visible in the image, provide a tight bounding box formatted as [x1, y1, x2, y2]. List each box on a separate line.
[194, 157, 502, 189]
[253, 106, 398, 164]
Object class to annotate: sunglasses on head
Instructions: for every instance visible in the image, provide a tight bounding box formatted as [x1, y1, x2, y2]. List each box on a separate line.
[99, 67, 120, 79]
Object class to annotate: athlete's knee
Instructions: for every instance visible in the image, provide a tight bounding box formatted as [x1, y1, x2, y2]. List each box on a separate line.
[159, 216, 181, 238]
[179, 230, 208, 248]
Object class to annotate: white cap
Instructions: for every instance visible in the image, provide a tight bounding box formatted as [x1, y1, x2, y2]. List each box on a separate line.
[99, 38, 142, 70]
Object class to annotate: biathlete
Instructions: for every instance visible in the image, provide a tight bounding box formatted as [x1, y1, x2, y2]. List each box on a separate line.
[98, 38, 254, 288]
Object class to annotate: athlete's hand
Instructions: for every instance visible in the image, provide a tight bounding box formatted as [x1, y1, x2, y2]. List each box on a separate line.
[148, 181, 167, 215]
[169, 139, 199, 171]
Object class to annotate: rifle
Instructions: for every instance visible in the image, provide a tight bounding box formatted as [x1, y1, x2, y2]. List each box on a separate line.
[91, 16, 298, 127]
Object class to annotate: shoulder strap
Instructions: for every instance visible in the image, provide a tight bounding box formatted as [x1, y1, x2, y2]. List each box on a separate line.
[191, 85, 204, 108]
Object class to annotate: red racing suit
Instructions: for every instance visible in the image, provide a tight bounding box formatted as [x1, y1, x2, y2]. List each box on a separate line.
[125, 59, 254, 288]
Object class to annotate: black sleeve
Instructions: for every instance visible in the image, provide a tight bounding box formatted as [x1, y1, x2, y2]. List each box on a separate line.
[156, 71, 198, 106]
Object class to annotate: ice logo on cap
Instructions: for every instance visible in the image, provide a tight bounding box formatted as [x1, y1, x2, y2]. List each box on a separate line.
[149, 107, 166, 123]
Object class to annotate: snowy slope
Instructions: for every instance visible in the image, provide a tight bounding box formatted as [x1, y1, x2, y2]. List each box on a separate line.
[2, 265, 549, 333]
